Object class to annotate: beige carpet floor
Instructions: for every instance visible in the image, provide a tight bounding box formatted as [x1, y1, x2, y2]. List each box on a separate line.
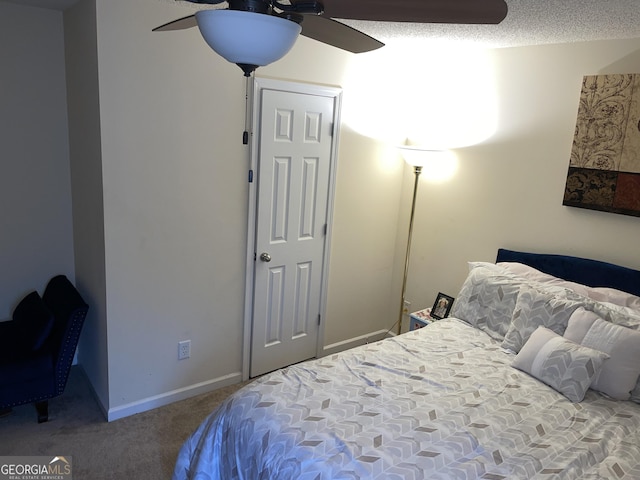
[0, 367, 248, 479]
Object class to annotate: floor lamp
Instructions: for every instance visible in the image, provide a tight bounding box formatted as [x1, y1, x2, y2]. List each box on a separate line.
[395, 147, 435, 335]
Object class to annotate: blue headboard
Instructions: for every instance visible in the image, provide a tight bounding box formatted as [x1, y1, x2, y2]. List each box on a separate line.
[496, 248, 640, 297]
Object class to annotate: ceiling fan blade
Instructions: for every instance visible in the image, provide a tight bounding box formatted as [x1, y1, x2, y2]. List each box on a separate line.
[300, 15, 384, 53]
[153, 14, 198, 32]
[317, 0, 508, 24]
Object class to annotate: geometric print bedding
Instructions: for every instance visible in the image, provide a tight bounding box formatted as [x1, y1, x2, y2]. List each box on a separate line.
[450, 265, 521, 341]
[173, 319, 640, 480]
[501, 285, 581, 353]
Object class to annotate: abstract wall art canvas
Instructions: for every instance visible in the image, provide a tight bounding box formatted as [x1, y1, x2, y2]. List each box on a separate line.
[564, 74, 640, 217]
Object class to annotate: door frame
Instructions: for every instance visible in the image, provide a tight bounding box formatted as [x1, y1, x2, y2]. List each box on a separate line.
[242, 77, 342, 380]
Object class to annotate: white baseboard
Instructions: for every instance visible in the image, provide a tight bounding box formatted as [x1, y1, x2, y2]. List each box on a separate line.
[100, 330, 391, 421]
[106, 371, 243, 422]
[321, 328, 392, 357]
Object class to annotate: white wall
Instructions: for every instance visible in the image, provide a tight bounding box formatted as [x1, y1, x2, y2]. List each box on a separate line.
[402, 38, 640, 320]
[90, 0, 401, 418]
[11, 0, 640, 420]
[64, 0, 109, 414]
[0, 2, 75, 318]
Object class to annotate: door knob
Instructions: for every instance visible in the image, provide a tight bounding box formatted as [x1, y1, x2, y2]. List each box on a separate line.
[260, 252, 272, 262]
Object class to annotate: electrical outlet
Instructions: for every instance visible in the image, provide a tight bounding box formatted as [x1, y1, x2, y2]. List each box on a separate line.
[403, 300, 411, 313]
[178, 340, 191, 360]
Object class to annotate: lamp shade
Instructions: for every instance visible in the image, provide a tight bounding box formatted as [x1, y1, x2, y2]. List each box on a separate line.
[195, 10, 301, 70]
[398, 147, 458, 181]
[397, 146, 446, 167]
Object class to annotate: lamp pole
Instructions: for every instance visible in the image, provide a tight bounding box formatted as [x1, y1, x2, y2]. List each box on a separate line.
[397, 165, 422, 335]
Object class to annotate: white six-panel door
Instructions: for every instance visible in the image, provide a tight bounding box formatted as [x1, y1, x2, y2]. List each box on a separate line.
[249, 83, 337, 377]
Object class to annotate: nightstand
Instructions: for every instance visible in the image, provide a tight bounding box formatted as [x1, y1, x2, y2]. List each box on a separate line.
[409, 307, 434, 331]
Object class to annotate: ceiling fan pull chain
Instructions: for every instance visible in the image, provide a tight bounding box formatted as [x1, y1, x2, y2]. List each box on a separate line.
[243, 74, 251, 145]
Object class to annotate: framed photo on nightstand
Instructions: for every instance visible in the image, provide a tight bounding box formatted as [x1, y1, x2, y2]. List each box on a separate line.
[431, 292, 454, 319]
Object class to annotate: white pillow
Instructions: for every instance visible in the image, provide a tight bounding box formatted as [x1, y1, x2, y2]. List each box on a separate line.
[497, 261, 640, 310]
[564, 308, 640, 400]
[496, 262, 591, 296]
[587, 288, 640, 310]
[512, 326, 609, 403]
[564, 292, 640, 403]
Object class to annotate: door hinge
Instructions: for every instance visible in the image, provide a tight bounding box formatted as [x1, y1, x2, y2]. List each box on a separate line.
[323, 223, 327, 236]
[248, 169, 254, 183]
[317, 314, 321, 326]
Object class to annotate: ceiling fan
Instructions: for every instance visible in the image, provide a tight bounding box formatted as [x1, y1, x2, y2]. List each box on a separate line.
[154, 0, 508, 76]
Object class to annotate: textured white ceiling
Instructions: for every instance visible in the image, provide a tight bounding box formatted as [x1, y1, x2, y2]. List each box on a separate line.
[344, 0, 640, 48]
[5, 0, 640, 48]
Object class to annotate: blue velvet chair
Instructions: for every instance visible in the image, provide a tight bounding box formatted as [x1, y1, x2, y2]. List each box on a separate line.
[0, 275, 88, 422]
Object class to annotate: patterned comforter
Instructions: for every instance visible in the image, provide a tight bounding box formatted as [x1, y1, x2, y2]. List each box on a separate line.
[173, 319, 640, 479]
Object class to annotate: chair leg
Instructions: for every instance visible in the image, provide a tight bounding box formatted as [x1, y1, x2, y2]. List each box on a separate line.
[35, 401, 49, 423]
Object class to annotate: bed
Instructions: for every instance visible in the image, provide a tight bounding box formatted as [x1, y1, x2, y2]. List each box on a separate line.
[173, 249, 640, 479]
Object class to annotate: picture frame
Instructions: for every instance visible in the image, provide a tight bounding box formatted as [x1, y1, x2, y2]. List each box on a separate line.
[430, 292, 454, 320]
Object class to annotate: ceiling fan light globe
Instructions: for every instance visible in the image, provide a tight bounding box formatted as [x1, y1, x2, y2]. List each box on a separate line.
[195, 10, 301, 67]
